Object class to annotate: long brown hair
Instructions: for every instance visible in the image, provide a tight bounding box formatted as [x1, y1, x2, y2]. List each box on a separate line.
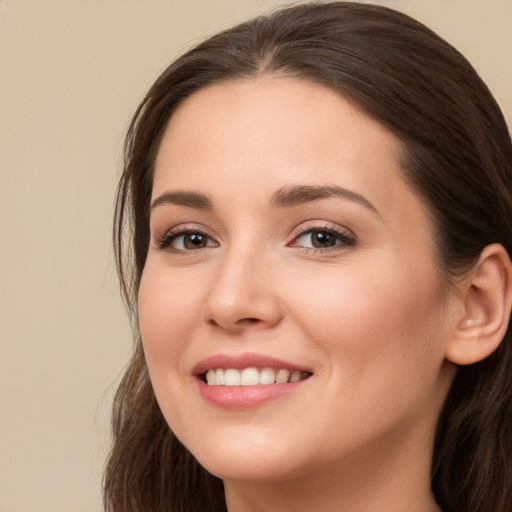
[104, 3, 512, 511]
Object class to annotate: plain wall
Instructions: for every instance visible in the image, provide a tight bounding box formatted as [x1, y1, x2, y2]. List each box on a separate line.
[0, 1, 510, 511]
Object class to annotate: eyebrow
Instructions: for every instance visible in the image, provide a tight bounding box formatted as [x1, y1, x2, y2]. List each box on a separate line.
[150, 191, 213, 211]
[270, 184, 379, 214]
[150, 184, 378, 215]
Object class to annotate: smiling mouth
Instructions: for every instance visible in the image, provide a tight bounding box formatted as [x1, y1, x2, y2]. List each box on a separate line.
[204, 367, 312, 386]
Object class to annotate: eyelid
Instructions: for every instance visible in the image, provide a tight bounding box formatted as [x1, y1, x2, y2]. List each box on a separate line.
[288, 221, 356, 252]
[154, 223, 219, 252]
[152, 220, 356, 254]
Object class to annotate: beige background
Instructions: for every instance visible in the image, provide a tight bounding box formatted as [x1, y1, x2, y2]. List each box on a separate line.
[0, 1, 510, 511]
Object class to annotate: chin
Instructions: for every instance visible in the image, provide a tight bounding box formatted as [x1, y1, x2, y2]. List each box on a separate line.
[181, 426, 310, 483]
[200, 453, 307, 484]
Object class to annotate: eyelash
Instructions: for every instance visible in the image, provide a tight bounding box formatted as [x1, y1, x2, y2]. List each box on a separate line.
[289, 224, 356, 253]
[155, 223, 356, 254]
[156, 226, 218, 253]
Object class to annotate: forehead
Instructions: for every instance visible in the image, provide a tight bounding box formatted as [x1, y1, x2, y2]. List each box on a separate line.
[153, 77, 421, 219]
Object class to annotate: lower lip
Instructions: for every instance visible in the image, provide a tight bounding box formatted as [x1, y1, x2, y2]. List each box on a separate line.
[196, 379, 309, 409]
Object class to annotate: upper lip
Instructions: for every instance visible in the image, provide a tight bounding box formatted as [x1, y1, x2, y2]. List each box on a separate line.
[192, 353, 313, 377]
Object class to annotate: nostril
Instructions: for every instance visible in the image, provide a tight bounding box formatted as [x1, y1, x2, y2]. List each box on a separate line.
[207, 317, 260, 328]
[238, 318, 260, 324]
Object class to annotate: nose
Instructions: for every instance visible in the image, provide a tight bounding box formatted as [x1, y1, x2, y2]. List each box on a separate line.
[202, 247, 283, 333]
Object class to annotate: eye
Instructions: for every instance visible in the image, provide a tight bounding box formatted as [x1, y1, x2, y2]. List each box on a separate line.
[157, 229, 218, 252]
[290, 226, 356, 252]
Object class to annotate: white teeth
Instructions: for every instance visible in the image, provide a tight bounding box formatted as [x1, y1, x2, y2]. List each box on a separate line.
[205, 367, 310, 386]
[259, 367, 276, 385]
[214, 368, 225, 385]
[224, 369, 241, 386]
[240, 367, 260, 385]
[206, 369, 216, 385]
[289, 370, 302, 383]
[276, 369, 290, 383]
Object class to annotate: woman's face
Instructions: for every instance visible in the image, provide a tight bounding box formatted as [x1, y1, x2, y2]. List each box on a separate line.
[139, 77, 456, 484]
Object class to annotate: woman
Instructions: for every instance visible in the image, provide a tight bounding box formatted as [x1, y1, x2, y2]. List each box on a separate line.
[104, 2, 512, 511]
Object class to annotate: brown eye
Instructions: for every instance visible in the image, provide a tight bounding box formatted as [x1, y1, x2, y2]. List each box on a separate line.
[309, 230, 338, 248]
[292, 227, 355, 251]
[181, 233, 209, 249]
[158, 230, 218, 252]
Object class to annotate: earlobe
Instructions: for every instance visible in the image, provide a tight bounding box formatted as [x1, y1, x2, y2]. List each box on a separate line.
[446, 244, 512, 366]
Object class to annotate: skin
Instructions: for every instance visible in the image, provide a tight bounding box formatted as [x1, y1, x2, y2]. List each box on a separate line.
[138, 76, 459, 512]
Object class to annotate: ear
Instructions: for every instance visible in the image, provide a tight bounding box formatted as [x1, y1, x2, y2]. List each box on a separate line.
[446, 244, 512, 366]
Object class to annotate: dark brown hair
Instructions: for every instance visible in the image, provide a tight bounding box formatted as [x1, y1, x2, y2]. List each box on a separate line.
[104, 3, 512, 511]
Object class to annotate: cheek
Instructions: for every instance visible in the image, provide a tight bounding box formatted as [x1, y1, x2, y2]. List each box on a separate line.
[138, 262, 209, 437]
[289, 261, 448, 454]
[292, 257, 446, 389]
[138, 263, 201, 374]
